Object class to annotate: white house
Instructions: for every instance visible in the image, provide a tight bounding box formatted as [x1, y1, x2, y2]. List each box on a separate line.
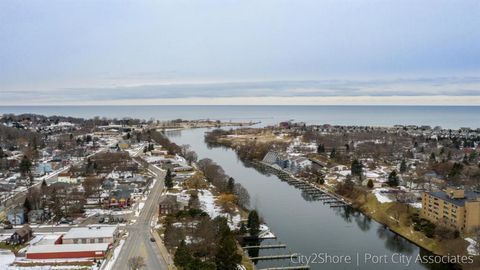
[57, 172, 78, 184]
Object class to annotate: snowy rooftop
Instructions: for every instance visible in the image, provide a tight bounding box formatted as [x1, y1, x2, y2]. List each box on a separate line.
[27, 243, 109, 254]
[62, 225, 117, 239]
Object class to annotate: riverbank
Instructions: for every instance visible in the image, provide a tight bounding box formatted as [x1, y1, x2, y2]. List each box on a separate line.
[154, 119, 260, 131]
[245, 159, 480, 269]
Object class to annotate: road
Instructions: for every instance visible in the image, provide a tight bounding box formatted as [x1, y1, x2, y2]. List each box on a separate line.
[112, 164, 168, 270]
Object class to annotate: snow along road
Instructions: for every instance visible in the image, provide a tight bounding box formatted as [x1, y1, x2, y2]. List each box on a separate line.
[111, 163, 168, 270]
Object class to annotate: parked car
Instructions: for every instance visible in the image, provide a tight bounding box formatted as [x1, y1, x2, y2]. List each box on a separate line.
[1, 222, 13, 229]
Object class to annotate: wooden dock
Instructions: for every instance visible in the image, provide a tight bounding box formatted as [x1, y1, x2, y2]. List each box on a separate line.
[243, 244, 287, 249]
[250, 254, 298, 260]
[258, 266, 310, 270]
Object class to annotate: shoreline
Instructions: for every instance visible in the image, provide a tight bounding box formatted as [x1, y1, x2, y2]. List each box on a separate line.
[243, 159, 449, 257]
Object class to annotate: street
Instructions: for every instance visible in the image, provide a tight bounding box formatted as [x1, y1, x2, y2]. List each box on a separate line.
[112, 164, 168, 270]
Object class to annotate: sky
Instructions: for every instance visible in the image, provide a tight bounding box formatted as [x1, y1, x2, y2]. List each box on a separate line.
[1, 0, 480, 105]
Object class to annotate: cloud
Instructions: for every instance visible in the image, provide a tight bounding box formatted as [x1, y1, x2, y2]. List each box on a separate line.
[1, 77, 480, 105]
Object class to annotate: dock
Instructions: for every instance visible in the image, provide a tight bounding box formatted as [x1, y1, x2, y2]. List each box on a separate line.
[243, 244, 287, 249]
[249, 254, 297, 260]
[258, 267, 310, 270]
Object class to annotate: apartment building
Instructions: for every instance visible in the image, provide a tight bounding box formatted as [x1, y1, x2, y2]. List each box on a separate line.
[421, 187, 480, 233]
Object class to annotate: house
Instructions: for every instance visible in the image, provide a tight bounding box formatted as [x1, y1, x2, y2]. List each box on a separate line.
[8, 225, 33, 245]
[289, 156, 311, 173]
[109, 187, 133, 208]
[57, 172, 78, 184]
[26, 243, 110, 259]
[35, 163, 53, 177]
[7, 207, 25, 225]
[159, 195, 179, 215]
[28, 209, 47, 224]
[262, 151, 289, 169]
[62, 225, 118, 245]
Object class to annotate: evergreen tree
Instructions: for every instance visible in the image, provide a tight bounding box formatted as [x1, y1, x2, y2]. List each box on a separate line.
[387, 170, 399, 187]
[330, 148, 336, 159]
[367, 179, 374, 189]
[165, 169, 173, 189]
[317, 144, 325, 153]
[247, 210, 260, 236]
[351, 159, 363, 178]
[429, 152, 436, 162]
[400, 159, 407, 174]
[239, 222, 247, 235]
[215, 233, 242, 270]
[23, 197, 33, 213]
[19, 156, 32, 175]
[227, 177, 235, 194]
[174, 240, 192, 267]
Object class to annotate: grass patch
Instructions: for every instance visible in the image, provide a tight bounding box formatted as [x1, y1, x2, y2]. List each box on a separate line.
[358, 193, 446, 254]
[0, 242, 26, 253]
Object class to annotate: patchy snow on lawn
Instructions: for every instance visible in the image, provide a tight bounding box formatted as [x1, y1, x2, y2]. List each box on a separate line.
[198, 189, 241, 229]
[373, 188, 394, 203]
[84, 208, 132, 217]
[409, 202, 422, 209]
[465, 237, 479, 256]
[103, 238, 125, 270]
[0, 249, 15, 268]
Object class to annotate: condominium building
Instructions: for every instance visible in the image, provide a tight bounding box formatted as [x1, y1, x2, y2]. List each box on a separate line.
[421, 187, 480, 233]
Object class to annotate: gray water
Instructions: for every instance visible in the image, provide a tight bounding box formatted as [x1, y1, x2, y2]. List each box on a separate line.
[0, 105, 467, 269]
[166, 128, 453, 270]
[1, 105, 480, 129]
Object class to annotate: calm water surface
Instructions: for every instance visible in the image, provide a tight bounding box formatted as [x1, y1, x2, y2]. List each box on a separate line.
[166, 128, 453, 270]
[0, 105, 465, 269]
[1, 105, 480, 129]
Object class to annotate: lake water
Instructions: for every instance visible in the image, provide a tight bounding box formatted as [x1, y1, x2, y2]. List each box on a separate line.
[0, 105, 468, 269]
[166, 127, 454, 270]
[1, 105, 480, 129]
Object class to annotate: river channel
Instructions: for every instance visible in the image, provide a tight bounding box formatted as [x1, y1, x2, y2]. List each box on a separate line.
[166, 127, 454, 270]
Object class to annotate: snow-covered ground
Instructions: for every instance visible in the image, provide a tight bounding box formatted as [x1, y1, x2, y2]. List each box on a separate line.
[373, 188, 394, 203]
[409, 202, 422, 209]
[198, 189, 241, 229]
[103, 239, 125, 270]
[84, 208, 132, 218]
[0, 250, 15, 269]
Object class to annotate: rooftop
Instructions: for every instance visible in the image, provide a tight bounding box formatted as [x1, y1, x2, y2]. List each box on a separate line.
[27, 243, 109, 254]
[427, 191, 480, 206]
[62, 225, 117, 240]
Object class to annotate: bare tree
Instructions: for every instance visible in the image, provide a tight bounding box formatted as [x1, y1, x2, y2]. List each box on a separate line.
[128, 256, 146, 270]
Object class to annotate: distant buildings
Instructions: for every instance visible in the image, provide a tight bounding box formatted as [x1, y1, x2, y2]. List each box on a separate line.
[421, 187, 480, 232]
